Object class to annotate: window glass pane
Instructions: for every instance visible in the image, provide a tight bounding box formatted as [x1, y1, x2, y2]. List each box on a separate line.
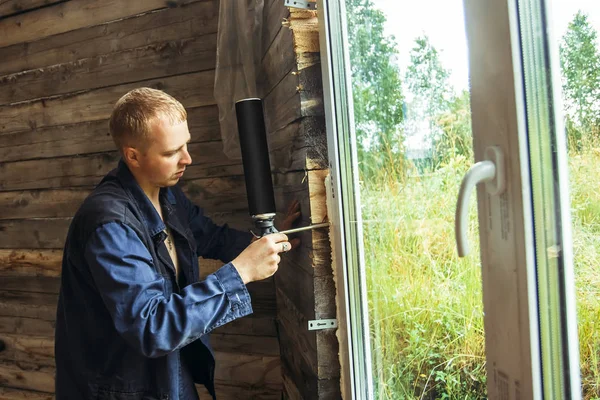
[344, 1, 485, 397]
[550, 0, 600, 397]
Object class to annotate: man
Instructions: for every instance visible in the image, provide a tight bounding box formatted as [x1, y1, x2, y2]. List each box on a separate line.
[55, 88, 297, 399]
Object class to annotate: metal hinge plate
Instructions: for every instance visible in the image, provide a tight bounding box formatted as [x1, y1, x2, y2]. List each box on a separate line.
[308, 319, 337, 331]
[284, 0, 317, 10]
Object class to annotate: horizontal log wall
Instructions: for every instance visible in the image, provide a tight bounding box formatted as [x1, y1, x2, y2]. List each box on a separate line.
[259, 1, 340, 399]
[0, 0, 332, 398]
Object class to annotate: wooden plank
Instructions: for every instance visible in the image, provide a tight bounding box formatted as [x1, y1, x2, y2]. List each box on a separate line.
[0, 0, 218, 76]
[258, 18, 295, 99]
[267, 117, 327, 172]
[276, 254, 315, 321]
[0, 334, 54, 367]
[1, 34, 218, 105]
[214, 316, 277, 338]
[0, 316, 55, 337]
[0, 218, 70, 249]
[0, 352, 279, 394]
[0, 333, 277, 372]
[0, 0, 200, 49]
[0, 69, 215, 135]
[263, 64, 324, 136]
[197, 382, 281, 400]
[0, 141, 236, 192]
[0, 190, 89, 220]
[0, 387, 54, 400]
[0, 105, 221, 163]
[0, 276, 60, 294]
[209, 333, 279, 357]
[279, 339, 317, 400]
[0, 291, 57, 320]
[0, 175, 246, 222]
[0, 0, 65, 19]
[0, 361, 54, 393]
[263, 69, 301, 134]
[275, 287, 317, 374]
[0, 250, 61, 277]
[181, 174, 247, 213]
[261, 0, 289, 59]
[0, 277, 273, 318]
[213, 352, 281, 386]
[0, 312, 276, 339]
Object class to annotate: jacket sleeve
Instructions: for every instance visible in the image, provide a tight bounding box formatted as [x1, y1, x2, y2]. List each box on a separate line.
[85, 221, 253, 358]
[176, 189, 253, 262]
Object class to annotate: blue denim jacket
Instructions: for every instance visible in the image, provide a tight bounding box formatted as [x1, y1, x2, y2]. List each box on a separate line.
[55, 160, 253, 400]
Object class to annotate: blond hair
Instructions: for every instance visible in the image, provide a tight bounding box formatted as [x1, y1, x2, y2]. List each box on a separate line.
[108, 87, 187, 152]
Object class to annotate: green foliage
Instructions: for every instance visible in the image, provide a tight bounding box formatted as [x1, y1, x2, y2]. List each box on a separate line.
[345, 0, 405, 176]
[432, 90, 473, 167]
[363, 152, 600, 399]
[560, 11, 600, 150]
[405, 35, 452, 119]
[363, 156, 487, 399]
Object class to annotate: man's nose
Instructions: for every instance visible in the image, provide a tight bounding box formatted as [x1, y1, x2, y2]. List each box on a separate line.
[181, 148, 192, 165]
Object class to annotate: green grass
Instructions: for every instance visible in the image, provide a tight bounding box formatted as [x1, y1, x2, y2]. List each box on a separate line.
[361, 152, 600, 399]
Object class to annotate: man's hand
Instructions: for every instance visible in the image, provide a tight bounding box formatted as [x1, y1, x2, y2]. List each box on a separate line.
[279, 199, 301, 250]
[232, 233, 290, 284]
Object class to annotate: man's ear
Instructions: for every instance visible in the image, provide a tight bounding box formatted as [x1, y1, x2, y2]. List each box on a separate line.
[123, 146, 141, 168]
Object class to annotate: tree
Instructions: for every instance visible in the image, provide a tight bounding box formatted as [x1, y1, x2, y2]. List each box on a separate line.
[560, 11, 600, 150]
[432, 90, 473, 167]
[345, 0, 404, 162]
[403, 35, 452, 171]
[405, 35, 451, 120]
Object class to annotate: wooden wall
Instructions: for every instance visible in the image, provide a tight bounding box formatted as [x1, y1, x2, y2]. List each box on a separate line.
[0, 0, 294, 398]
[259, 2, 341, 399]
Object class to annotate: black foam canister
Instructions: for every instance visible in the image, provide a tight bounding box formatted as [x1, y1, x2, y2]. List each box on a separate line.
[235, 98, 276, 216]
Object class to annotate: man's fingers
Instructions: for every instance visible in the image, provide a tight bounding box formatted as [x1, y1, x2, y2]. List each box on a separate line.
[267, 233, 288, 244]
[275, 241, 292, 253]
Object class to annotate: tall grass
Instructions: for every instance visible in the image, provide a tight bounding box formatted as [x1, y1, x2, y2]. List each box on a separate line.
[361, 152, 600, 399]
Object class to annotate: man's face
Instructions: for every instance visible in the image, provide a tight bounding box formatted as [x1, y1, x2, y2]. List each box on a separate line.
[134, 118, 192, 188]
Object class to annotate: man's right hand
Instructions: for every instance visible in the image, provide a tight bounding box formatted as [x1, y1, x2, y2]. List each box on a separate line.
[232, 233, 290, 284]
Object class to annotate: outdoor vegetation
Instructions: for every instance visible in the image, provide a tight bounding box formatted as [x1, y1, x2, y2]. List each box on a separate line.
[346, 0, 600, 398]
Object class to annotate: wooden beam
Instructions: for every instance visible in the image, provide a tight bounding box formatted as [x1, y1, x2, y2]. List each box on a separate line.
[0, 387, 54, 400]
[0, 334, 54, 367]
[0, 290, 57, 320]
[208, 333, 279, 357]
[213, 352, 281, 386]
[0, 69, 215, 135]
[0, 141, 237, 192]
[275, 287, 317, 375]
[0, 0, 202, 49]
[0, 0, 65, 19]
[0, 218, 70, 249]
[0, 361, 54, 393]
[261, 0, 289, 61]
[0, 0, 218, 77]
[0, 105, 221, 163]
[0, 316, 55, 337]
[197, 382, 281, 400]
[0, 250, 61, 277]
[0, 34, 218, 105]
[0, 190, 89, 220]
[0, 276, 60, 294]
[0, 350, 280, 394]
[259, 19, 295, 99]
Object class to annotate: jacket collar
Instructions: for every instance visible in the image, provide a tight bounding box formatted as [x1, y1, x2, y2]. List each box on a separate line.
[115, 159, 177, 238]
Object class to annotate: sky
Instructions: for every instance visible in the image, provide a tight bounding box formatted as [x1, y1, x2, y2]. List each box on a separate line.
[370, 0, 600, 93]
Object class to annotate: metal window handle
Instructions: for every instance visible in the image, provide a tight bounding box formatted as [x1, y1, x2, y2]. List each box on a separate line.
[456, 146, 505, 257]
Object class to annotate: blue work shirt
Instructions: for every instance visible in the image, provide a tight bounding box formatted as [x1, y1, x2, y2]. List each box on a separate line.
[55, 160, 253, 400]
